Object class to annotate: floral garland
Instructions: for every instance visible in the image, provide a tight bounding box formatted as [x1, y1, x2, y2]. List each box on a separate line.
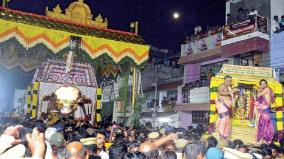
[0, 19, 149, 65]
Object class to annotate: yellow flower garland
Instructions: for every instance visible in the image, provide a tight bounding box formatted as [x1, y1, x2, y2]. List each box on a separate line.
[0, 19, 149, 65]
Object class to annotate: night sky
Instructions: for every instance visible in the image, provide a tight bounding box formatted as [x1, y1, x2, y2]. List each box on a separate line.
[2, 0, 225, 52]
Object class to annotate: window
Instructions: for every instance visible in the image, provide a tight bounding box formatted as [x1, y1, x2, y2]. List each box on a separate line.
[240, 56, 253, 66]
[200, 60, 228, 79]
[192, 111, 209, 125]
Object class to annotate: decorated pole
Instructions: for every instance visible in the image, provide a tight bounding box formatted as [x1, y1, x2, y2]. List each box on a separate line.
[132, 66, 137, 109]
[2, 0, 10, 8]
[131, 21, 139, 109]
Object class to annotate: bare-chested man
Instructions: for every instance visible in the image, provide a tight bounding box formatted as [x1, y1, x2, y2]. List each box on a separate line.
[216, 75, 239, 139]
[255, 79, 275, 143]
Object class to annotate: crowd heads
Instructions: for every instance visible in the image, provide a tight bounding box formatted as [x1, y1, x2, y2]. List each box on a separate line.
[1, 115, 284, 159]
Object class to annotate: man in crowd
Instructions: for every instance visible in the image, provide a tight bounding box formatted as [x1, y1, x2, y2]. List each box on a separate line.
[272, 15, 280, 33]
[96, 130, 109, 159]
[183, 142, 206, 159]
[64, 141, 88, 159]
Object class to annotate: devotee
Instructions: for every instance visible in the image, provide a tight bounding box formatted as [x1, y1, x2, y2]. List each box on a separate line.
[1, 106, 284, 159]
[160, 151, 177, 159]
[0, 125, 23, 155]
[0, 125, 46, 159]
[261, 148, 272, 159]
[207, 68, 215, 81]
[123, 152, 145, 159]
[127, 141, 141, 153]
[227, 13, 234, 24]
[233, 139, 244, 150]
[277, 147, 284, 159]
[255, 79, 275, 143]
[272, 15, 280, 33]
[205, 136, 224, 159]
[127, 129, 137, 142]
[96, 130, 109, 159]
[45, 132, 65, 159]
[183, 142, 206, 159]
[109, 141, 127, 159]
[249, 7, 258, 16]
[269, 143, 279, 159]
[237, 8, 247, 22]
[163, 141, 176, 152]
[279, 15, 284, 31]
[65, 141, 88, 159]
[238, 144, 248, 153]
[139, 133, 178, 159]
[216, 75, 239, 139]
[194, 25, 202, 35]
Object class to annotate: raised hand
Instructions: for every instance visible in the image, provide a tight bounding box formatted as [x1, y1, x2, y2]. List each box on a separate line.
[4, 125, 23, 138]
[26, 128, 46, 158]
[3, 125, 23, 145]
[232, 88, 240, 93]
[168, 133, 178, 141]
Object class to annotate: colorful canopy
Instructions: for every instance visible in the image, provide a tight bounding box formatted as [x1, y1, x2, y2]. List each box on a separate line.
[0, 7, 150, 72]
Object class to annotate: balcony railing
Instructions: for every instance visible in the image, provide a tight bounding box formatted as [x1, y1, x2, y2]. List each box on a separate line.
[223, 15, 268, 40]
[181, 15, 268, 57]
[181, 31, 222, 57]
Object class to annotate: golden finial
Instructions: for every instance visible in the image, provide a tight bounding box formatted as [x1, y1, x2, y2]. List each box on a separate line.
[46, 0, 108, 29]
[95, 14, 103, 23]
[53, 4, 62, 13]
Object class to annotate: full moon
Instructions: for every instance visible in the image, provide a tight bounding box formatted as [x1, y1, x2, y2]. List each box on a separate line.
[173, 12, 180, 19]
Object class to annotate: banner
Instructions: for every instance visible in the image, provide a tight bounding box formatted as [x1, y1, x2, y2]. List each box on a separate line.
[13, 90, 26, 113]
[220, 64, 273, 77]
[223, 17, 256, 40]
[33, 60, 97, 87]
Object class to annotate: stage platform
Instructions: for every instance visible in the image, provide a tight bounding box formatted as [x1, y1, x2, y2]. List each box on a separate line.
[212, 120, 257, 147]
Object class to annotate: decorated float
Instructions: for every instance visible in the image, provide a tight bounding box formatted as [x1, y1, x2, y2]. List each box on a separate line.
[209, 64, 283, 144]
[26, 59, 98, 125]
[0, 0, 149, 125]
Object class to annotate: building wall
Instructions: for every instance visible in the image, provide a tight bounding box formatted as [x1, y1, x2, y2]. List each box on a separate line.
[261, 52, 270, 67]
[178, 111, 192, 129]
[183, 63, 201, 84]
[270, 0, 284, 83]
[271, 0, 284, 21]
[271, 32, 284, 70]
[142, 64, 183, 89]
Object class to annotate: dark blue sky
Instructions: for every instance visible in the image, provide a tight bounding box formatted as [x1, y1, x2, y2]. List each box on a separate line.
[2, 0, 225, 51]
